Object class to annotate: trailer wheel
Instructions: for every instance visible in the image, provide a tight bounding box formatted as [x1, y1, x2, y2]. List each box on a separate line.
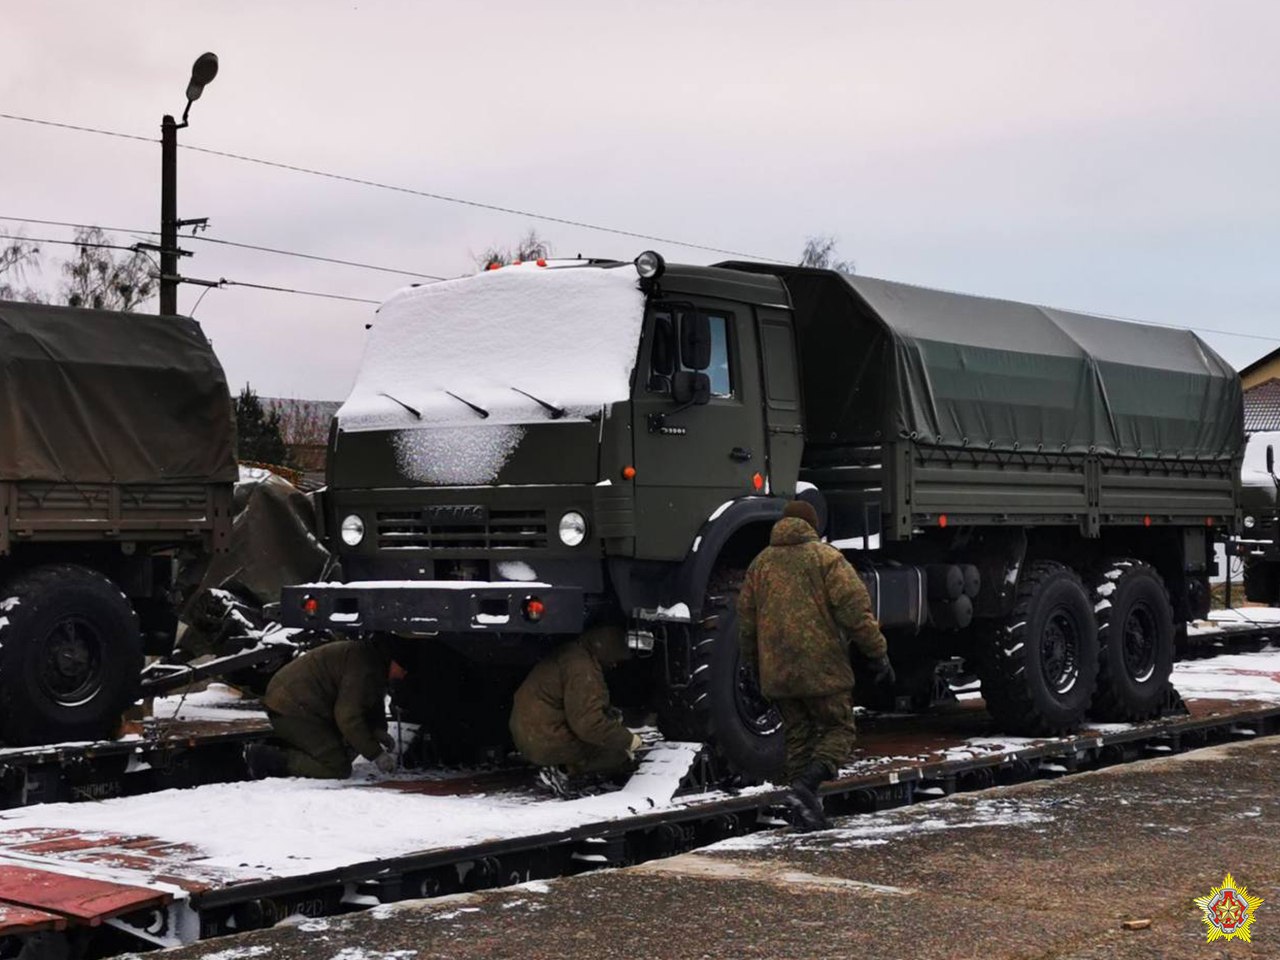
[657, 569, 784, 783]
[979, 560, 1098, 736]
[1090, 560, 1174, 722]
[0, 565, 142, 746]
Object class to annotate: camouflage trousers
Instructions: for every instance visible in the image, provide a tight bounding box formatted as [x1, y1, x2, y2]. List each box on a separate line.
[775, 691, 857, 784]
[268, 711, 355, 779]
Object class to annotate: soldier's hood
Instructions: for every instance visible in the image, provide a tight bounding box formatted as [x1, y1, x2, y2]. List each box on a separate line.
[579, 624, 630, 664]
[769, 516, 819, 546]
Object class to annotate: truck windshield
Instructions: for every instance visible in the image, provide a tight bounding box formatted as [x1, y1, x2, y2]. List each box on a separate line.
[336, 265, 646, 432]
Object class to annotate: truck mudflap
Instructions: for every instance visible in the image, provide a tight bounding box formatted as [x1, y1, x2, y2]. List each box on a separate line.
[279, 581, 584, 636]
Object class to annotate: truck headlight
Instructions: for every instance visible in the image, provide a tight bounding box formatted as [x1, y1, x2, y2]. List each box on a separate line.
[558, 511, 587, 547]
[1243, 515, 1256, 529]
[341, 514, 366, 546]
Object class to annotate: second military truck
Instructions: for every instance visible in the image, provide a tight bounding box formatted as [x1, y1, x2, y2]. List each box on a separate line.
[283, 256, 1241, 779]
[0, 300, 236, 745]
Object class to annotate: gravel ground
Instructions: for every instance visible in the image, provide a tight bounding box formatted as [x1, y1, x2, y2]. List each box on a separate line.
[135, 736, 1279, 960]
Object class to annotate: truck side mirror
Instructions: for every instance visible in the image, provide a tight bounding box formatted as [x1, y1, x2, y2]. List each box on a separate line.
[672, 371, 711, 406]
[680, 311, 712, 371]
[651, 315, 676, 377]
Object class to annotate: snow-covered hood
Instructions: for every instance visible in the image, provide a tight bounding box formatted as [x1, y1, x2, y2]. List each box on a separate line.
[333, 264, 644, 485]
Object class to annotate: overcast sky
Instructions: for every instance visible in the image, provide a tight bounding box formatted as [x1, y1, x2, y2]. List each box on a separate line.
[3, 1, 1278, 399]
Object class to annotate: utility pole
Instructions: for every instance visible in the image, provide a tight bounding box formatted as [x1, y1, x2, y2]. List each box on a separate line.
[160, 113, 180, 315]
[152, 53, 219, 316]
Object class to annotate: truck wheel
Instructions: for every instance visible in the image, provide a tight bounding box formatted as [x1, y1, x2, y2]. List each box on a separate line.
[657, 570, 784, 783]
[0, 565, 142, 746]
[1090, 560, 1174, 722]
[979, 561, 1098, 736]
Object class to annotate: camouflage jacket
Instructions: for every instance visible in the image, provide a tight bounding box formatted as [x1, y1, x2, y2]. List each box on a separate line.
[509, 627, 634, 760]
[738, 517, 887, 699]
[263, 640, 388, 760]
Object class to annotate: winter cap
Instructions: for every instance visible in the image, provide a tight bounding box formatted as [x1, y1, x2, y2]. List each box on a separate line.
[782, 499, 820, 531]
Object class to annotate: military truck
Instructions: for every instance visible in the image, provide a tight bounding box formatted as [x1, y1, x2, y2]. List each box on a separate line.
[1240, 431, 1280, 603]
[0, 300, 235, 745]
[281, 256, 1241, 778]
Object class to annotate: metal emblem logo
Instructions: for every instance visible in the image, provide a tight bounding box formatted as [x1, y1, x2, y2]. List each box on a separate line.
[1194, 872, 1264, 942]
[424, 504, 486, 525]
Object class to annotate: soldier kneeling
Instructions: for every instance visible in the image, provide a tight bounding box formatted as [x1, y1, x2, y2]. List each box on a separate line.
[245, 639, 403, 779]
[510, 623, 642, 797]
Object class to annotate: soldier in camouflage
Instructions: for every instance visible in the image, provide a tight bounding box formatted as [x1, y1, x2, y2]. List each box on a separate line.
[245, 639, 402, 779]
[738, 499, 893, 830]
[510, 623, 642, 797]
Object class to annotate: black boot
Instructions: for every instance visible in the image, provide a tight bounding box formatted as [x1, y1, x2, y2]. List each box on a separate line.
[788, 761, 831, 832]
[244, 743, 289, 780]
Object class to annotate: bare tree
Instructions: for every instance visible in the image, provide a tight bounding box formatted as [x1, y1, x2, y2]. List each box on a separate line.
[60, 227, 155, 311]
[475, 228, 553, 270]
[0, 238, 45, 302]
[274, 400, 331, 446]
[799, 235, 855, 275]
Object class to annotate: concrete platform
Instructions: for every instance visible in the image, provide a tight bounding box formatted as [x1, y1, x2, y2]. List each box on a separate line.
[138, 735, 1280, 960]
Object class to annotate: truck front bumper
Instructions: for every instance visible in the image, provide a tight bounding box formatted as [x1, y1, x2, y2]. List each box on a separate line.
[279, 580, 584, 636]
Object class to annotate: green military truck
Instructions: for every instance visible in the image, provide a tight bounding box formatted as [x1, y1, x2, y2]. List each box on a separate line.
[1241, 431, 1280, 603]
[0, 300, 236, 745]
[281, 256, 1241, 778]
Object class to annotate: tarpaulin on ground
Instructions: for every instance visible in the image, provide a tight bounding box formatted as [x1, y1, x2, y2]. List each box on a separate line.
[721, 266, 1244, 460]
[0, 300, 237, 483]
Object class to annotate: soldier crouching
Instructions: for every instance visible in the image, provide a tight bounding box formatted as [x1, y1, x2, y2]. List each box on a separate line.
[245, 638, 403, 779]
[738, 499, 893, 830]
[510, 623, 642, 797]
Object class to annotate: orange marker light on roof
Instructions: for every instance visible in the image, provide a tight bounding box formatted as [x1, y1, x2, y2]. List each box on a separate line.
[622, 465, 636, 480]
[939, 514, 948, 528]
[487, 262, 501, 270]
[752, 472, 764, 491]
[536, 258, 547, 267]
[1143, 514, 1152, 528]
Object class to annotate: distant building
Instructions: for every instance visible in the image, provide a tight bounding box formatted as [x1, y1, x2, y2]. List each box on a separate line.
[261, 397, 342, 489]
[1241, 346, 1280, 434]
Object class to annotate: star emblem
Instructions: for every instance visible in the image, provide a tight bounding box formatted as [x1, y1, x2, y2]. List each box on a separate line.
[1195, 873, 1264, 942]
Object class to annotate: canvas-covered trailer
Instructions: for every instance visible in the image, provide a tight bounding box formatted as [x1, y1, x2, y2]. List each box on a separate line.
[725, 267, 1245, 542]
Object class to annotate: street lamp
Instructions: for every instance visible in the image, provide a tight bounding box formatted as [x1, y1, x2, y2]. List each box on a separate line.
[159, 52, 219, 315]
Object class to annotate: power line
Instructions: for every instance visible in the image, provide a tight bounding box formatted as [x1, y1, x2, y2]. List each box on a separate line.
[1, 234, 379, 306]
[0, 215, 446, 280]
[0, 233, 143, 256]
[218, 279, 379, 304]
[0, 111, 787, 262]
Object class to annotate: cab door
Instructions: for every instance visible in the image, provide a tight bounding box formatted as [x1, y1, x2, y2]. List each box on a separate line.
[631, 299, 769, 560]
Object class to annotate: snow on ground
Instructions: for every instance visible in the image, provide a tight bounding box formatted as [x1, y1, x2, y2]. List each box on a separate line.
[1205, 606, 1280, 626]
[151, 683, 266, 722]
[711, 796, 1055, 853]
[1172, 644, 1280, 703]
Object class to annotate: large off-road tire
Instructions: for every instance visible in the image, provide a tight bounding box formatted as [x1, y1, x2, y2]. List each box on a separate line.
[657, 570, 784, 782]
[1089, 560, 1174, 722]
[979, 560, 1098, 736]
[0, 565, 142, 746]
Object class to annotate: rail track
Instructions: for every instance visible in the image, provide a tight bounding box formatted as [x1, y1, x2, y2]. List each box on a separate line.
[0, 619, 1275, 958]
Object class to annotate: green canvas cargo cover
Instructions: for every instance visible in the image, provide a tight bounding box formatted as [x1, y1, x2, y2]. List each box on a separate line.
[721, 265, 1243, 462]
[0, 300, 237, 484]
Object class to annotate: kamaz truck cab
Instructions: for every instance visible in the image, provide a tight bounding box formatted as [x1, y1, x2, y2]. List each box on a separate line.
[284, 254, 1242, 779]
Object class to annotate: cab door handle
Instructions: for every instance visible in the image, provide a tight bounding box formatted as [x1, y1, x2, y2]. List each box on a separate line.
[730, 447, 753, 462]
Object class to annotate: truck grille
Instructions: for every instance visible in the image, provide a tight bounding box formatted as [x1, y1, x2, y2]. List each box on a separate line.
[375, 509, 548, 550]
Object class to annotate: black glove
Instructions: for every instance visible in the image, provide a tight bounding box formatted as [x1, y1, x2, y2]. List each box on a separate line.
[871, 656, 896, 689]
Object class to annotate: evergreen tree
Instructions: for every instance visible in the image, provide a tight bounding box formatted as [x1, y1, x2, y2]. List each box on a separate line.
[235, 385, 290, 466]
